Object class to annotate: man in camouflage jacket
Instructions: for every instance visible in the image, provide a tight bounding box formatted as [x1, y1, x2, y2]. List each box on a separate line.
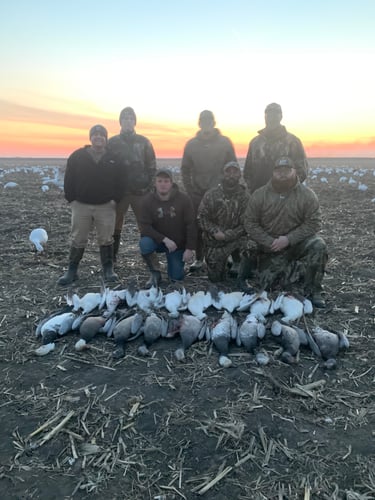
[107, 107, 156, 260]
[243, 103, 308, 193]
[197, 161, 249, 282]
[181, 110, 237, 271]
[242, 156, 327, 307]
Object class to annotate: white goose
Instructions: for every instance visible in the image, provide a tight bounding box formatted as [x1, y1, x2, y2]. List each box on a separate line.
[29, 228, 48, 253]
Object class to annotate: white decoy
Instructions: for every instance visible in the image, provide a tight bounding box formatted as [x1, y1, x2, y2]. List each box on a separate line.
[29, 228, 48, 253]
[4, 181, 19, 189]
[41, 185, 49, 192]
[187, 291, 212, 320]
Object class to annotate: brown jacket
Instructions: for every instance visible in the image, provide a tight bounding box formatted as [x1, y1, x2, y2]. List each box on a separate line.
[244, 180, 321, 252]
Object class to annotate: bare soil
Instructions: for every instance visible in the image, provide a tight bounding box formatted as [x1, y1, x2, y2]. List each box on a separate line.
[0, 157, 374, 500]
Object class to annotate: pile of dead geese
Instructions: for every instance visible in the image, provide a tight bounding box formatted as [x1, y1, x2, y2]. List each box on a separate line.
[34, 285, 349, 369]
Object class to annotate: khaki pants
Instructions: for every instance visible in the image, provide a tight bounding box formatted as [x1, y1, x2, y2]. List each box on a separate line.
[115, 193, 146, 232]
[71, 200, 116, 247]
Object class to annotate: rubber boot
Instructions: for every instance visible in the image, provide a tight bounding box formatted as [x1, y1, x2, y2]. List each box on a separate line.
[113, 232, 121, 263]
[100, 245, 119, 282]
[142, 253, 162, 288]
[57, 247, 84, 286]
[236, 253, 257, 292]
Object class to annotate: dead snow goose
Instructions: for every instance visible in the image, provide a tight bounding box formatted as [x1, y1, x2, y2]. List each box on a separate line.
[75, 315, 107, 351]
[112, 312, 144, 358]
[237, 313, 266, 354]
[187, 290, 212, 320]
[271, 320, 301, 364]
[211, 311, 237, 368]
[137, 313, 167, 356]
[174, 314, 206, 361]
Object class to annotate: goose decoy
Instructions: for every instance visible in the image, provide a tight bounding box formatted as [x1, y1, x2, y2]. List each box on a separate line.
[271, 320, 301, 364]
[75, 316, 107, 351]
[112, 312, 144, 359]
[211, 311, 237, 368]
[174, 314, 206, 361]
[237, 313, 266, 354]
[29, 228, 48, 253]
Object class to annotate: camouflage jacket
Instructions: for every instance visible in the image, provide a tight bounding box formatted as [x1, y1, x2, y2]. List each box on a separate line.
[243, 125, 308, 193]
[244, 180, 321, 252]
[181, 128, 237, 197]
[197, 183, 249, 247]
[107, 131, 156, 196]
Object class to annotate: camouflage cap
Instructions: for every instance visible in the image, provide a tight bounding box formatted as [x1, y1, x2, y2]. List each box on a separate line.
[156, 168, 173, 180]
[223, 161, 241, 171]
[274, 156, 295, 169]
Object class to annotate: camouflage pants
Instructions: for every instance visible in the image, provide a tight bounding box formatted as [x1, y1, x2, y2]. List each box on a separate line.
[241, 236, 328, 292]
[205, 240, 245, 282]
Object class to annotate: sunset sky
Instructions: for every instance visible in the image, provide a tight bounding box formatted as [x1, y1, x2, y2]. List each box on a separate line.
[1, 0, 374, 159]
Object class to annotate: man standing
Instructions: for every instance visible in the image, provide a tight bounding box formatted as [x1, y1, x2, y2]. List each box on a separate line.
[243, 103, 308, 193]
[58, 125, 125, 286]
[198, 161, 249, 283]
[181, 110, 237, 271]
[242, 156, 327, 307]
[139, 169, 196, 287]
[107, 107, 156, 260]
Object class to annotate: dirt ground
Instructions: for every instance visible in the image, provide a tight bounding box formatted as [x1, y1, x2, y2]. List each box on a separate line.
[0, 157, 374, 500]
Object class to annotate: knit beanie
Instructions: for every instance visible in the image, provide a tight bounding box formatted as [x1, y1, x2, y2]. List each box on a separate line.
[89, 124, 108, 140]
[119, 107, 137, 125]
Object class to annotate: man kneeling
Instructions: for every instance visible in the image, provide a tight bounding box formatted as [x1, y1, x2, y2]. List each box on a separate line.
[139, 169, 196, 287]
[240, 156, 327, 307]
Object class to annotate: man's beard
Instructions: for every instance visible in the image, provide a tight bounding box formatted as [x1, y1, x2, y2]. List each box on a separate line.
[222, 178, 239, 191]
[271, 175, 297, 193]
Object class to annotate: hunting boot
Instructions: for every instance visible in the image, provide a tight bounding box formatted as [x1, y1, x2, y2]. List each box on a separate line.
[57, 246, 84, 286]
[236, 252, 257, 292]
[305, 269, 326, 308]
[113, 231, 121, 263]
[228, 249, 241, 277]
[100, 245, 119, 282]
[142, 252, 162, 288]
